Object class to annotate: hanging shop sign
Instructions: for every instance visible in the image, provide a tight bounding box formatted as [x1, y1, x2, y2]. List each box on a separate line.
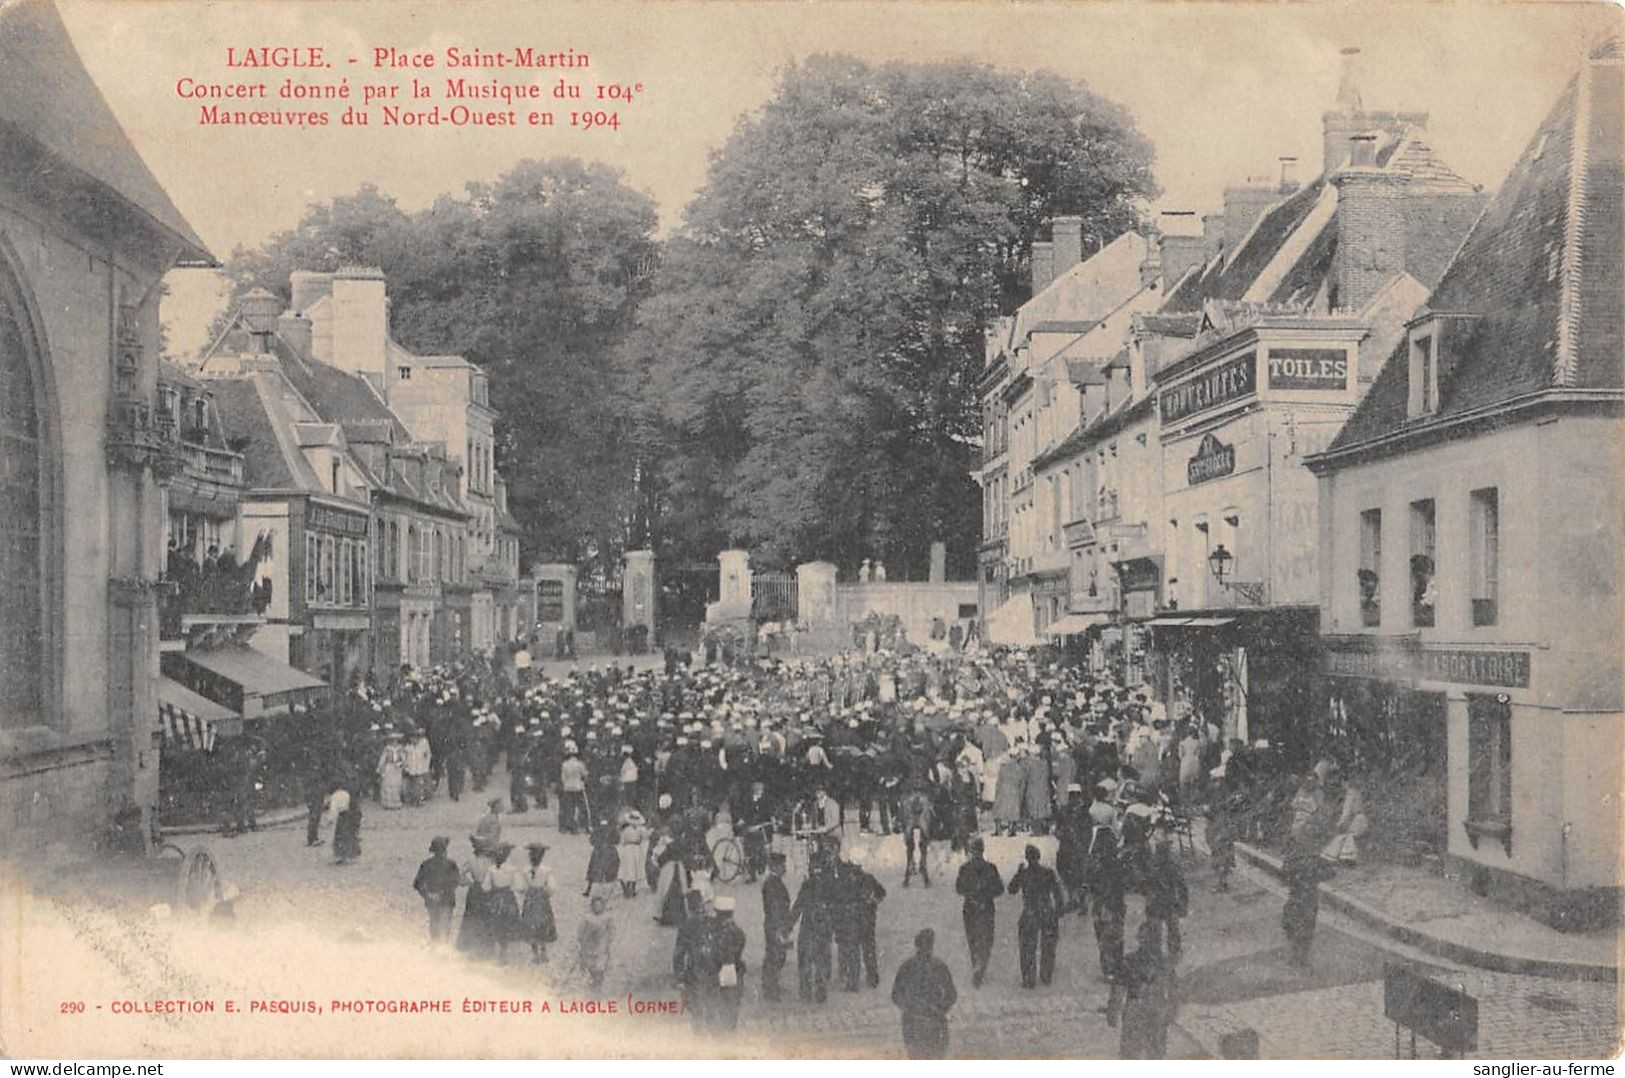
[1266, 347, 1350, 391]
[1186, 433, 1237, 486]
[1160, 352, 1255, 424]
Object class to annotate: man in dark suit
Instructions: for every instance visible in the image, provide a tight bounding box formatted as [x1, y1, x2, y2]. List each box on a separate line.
[760, 852, 792, 1002]
[954, 836, 1003, 987]
[1008, 844, 1065, 988]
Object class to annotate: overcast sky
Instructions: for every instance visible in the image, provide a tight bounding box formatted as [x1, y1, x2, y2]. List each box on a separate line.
[54, 0, 1618, 357]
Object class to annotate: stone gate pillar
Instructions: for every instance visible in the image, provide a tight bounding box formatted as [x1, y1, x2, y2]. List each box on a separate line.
[531, 562, 578, 634]
[796, 561, 838, 625]
[714, 548, 751, 621]
[622, 550, 656, 645]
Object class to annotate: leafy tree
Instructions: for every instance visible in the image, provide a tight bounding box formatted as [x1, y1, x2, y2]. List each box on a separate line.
[623, 55, 1156, 579]
[217, 163, 659, 577]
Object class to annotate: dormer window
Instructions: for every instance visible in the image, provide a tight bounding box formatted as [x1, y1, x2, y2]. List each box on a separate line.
[1408, 330, 1438, 418]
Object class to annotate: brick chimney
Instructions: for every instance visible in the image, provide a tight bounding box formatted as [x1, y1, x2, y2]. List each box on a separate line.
[1202, 213, 1226, 258]
[1331, 135, 1406, 312]
[1030, 240, 1056, 294]
[1156, 212, 1204, 289]
[327, 266, 389, 380]
[1223, 183, 1277, 254]
[1052, 215, 1085, 271]
[1138, 228, 1163, 289]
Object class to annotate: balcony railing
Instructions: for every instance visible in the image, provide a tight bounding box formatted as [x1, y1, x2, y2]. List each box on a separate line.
[177, 441, 244, 484]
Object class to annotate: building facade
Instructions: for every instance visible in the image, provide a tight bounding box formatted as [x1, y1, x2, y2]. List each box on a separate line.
[0, 0, 213, 860]
[1308, 43, 1623, 926]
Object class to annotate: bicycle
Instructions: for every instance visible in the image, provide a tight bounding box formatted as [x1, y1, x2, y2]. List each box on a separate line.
[711, 821, 773, 883]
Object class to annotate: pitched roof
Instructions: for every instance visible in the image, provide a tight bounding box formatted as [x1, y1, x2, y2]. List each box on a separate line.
[0, 0, 211, 262]
[1326, 46, 1624, 455]
[208, 378, 299, 489]
[1162, 178, 1328, 313]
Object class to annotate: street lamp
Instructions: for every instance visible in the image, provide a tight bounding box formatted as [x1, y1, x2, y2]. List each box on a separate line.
[1208, 543, 1234, 584]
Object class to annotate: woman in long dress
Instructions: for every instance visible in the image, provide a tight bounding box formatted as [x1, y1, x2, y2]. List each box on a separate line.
[332, 786, 363, 864]
[456, 839, 495, 956]
[520, 843, 558, 964]
[617, 809, 648, 898]
[377, 735, 407, 809]
[484, 842, 523, 964]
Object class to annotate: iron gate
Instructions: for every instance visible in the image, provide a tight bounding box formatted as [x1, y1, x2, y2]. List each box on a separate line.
[751, 570, 798, 623]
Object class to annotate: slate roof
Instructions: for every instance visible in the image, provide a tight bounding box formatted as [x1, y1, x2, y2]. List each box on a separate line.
[1162, 178, 1328, 313]
[208, 378, 299, 489]
[1325, 46, 1624, 456]
[1032, 392, 1157, 472]
[0, 0, 211, 261]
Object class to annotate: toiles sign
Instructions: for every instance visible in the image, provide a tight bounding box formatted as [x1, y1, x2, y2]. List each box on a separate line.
[1186, 433, 1236, 485]
[1266, 348, 1349, 390]
[1160, 352, 1255, 424]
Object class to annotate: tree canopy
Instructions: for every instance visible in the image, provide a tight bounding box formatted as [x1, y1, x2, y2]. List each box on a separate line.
[620, 55, 1157, 579]
[219, 161, 659, 576]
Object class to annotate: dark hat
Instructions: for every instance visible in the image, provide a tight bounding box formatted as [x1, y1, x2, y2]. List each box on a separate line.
[429, 836, 449, 854]
[914, 927, 935, 951]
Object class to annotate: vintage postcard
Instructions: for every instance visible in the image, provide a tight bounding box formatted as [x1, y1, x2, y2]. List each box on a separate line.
[0, 0, 1621, 1061]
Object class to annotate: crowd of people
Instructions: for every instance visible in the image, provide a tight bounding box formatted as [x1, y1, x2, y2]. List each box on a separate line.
[282, 640, 1356, 1059]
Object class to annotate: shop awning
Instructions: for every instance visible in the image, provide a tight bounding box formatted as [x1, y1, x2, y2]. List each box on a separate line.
[157, 676, 236, 752]
[169, 646, 328, 716]
[1181, 617, 1236, 627]
[1145, 616, 1193, 627]
[986, 596, 1040, 647]
[1044, 613, 1110, 636]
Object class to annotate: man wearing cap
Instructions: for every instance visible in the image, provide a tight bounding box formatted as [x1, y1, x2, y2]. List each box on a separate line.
[412, 836, 460, 944]
[760, 852, 793, 1002]
[834, 847, 887, 991]
[890, 928, 957, 1059]
[698, 896, 748, 1033]
[1007, 844, 1064, 989]
[954, 836, 1003, 987]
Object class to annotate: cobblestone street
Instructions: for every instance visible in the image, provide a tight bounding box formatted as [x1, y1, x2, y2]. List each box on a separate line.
[14, 761, 1612, 1059]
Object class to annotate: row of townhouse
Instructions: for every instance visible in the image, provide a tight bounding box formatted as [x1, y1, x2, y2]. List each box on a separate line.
[975, 44, 1623, 925]
[154, 267, 526, 705]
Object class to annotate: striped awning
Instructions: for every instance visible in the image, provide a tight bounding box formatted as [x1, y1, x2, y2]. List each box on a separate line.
[158, 676, 236, 752]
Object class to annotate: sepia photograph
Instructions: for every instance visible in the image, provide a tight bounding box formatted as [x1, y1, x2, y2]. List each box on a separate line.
[0, 0, 1620, 1062]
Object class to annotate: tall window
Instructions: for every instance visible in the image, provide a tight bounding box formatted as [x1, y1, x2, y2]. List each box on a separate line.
[1467, 693, 1513, 843]
[1359, 508, 1382, 626]
[1470, 487, 1499, 627]
[305, 534, 319, 601]
[338, 538, 352, 606]
[1408, 332, 1437, 417]
[0, 281, 44, 727]
[1409, 498, 1436, 627]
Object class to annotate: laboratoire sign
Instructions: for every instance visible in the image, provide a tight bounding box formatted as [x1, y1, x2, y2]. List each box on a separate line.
[1324, 639, 1532, 689]
[1186, 433, 1236, 485]
[1267, 347, 1350, 391]
[1160, 352, 1256, 424]
[307, 504, 370, 536]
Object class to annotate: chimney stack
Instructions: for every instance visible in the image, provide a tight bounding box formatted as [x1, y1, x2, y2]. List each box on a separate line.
[1030, 240, 1056, 294]
[1331, 140, 1406, 312]
[1278, 156, 1300, 194]
[328, 266, 389, 382]
[1348, 133, 1378, 168]
[1154, 212, 1204, 289]
[1051, 215, 1086, 272]
[1222, 183, 1277, 255]
[1202, 213, 1226, 257]
[1138, 227, 1163, 289]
